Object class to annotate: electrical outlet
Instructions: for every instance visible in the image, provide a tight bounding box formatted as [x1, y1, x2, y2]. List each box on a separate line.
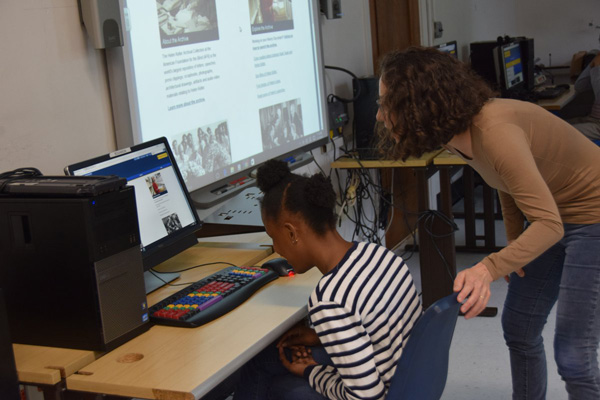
[434, 21, 443, 39]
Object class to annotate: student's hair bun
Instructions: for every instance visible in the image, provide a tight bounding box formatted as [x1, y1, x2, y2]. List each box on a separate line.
[305, 174, 335, 210]
[256, 159, 291, 193]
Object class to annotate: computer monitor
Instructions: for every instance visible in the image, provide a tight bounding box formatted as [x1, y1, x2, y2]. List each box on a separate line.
[104, 1, 330, 209]
[495, 41, 525, 92]
[65, 137, 202, 293]
[434, 41, 458, 59]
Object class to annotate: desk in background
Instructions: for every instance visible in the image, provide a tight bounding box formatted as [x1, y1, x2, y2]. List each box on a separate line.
[331, 150, 453, 309]
[536, 84, 576, 111]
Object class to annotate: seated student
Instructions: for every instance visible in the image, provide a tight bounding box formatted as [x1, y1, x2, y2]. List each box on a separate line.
[233, 160, 422, 400]
[570, 53, 600, 141]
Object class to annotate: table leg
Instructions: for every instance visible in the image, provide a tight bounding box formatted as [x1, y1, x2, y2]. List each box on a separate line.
[416, 168, 456, 309]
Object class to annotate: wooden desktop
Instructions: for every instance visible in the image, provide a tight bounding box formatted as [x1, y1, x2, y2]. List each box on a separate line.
[15, 241, 322, 400]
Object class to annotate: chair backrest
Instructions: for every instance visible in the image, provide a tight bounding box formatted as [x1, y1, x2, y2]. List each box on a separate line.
[386, 292, 461, 400]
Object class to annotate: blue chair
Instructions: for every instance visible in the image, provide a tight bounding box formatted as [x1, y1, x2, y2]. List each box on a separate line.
[386, 292, 461, 400]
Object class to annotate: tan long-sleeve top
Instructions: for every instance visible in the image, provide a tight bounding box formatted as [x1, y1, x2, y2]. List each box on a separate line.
[453, 98, 600, 280]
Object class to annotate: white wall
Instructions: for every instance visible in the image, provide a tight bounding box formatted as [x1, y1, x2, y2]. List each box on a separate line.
[0, 0, 115, 175]
[425, 0, 600, 66]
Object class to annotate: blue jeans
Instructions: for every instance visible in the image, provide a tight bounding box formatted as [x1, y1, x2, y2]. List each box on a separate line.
[502, 223, 600, 399]
[233, 344, 332, 400]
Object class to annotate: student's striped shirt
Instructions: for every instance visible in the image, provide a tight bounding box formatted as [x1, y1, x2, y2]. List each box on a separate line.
[304, 241, 422, 400]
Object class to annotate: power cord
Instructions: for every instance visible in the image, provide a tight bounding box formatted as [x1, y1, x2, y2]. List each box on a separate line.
[0, 167, 43, 193]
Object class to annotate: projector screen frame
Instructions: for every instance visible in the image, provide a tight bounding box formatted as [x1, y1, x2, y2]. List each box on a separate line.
[104, 0, 331, 209]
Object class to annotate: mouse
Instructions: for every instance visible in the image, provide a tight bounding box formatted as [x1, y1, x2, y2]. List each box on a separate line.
[262, 258, 295, 277]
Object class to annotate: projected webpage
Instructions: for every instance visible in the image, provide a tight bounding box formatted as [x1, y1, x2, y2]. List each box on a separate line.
[122, 0, 327, 194]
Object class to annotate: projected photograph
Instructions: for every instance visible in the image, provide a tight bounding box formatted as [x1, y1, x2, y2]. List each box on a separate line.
[249, 0, 294, 34]
[146, 173, 168, 198]
[157, 0, 219, 48]
[172, 120, 232, 185]
[259, 98, 304, 150]
[162, 213, 183, 234]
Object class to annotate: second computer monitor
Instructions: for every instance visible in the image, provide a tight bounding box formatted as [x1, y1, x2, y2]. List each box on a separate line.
[496, 41, 525, 92]
[434, 41, 459, 59]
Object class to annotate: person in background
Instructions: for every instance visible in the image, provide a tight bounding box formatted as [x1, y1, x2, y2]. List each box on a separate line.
[233, 159, 421, 400]
[570, 53, 600, 141]
[375, 47, 600, 399]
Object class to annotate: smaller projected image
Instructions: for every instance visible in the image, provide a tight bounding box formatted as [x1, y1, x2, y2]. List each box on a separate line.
[249, 0, 294, 35]
[172, 121, 232, 185]
[259, 98, 304, 150]
[157, 0, 219, 48]
[162, 213, 183, 234]
[146, 172, 168, 198]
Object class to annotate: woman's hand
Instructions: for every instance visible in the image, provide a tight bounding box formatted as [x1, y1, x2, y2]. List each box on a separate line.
[277, 324, 320, 348]
[453, 262, 494, 319]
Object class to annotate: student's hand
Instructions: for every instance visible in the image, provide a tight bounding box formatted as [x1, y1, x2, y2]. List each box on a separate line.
[279, 345, 317, 377]
[454, 262, 494, 319]
[503, 267, 525, 283]
[591, 54, 600, 68]
[277, 324, 320, 348]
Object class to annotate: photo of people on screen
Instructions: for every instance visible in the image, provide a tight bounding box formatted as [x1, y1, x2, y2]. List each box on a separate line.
[172, 121, 232, 186]
[157, 0, 219, 48]
[259, 99, 304, 150]
[146, 173, 168, 198]
[162, 213, 183, 234]
[249, 0, 293, 34]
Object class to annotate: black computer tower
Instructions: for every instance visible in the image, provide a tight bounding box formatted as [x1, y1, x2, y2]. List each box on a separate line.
[470, 41, 500, 88]
[518, 38, 535, 91]
[352, 76, 380, 158]
[0, 289, 20, 400]
[0, 186, 150, 351]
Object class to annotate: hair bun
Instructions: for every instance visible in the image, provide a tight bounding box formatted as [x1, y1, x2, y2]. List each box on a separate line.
[256, 159, 291, 193]
[305, 174, 335, 209]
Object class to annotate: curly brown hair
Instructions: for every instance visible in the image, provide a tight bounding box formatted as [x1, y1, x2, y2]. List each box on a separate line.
[376, 47, 495, 161]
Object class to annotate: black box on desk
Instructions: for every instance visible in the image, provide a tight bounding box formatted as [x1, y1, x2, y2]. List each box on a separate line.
[0, 183, 150, 351]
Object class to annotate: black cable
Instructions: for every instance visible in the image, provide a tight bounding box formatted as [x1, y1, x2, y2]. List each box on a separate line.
[148, 261, 239, 287]
[324, 65, 362, 103]
[309, 149, 328, 178]
[0, 167, 43, 193]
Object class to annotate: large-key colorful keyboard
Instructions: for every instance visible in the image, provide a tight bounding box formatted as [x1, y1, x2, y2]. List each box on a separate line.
[149, 266, 278, 328]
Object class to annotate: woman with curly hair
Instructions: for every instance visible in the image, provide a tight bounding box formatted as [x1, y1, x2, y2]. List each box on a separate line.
[233, 159, 421, 400]
[376, 46, 600, 399]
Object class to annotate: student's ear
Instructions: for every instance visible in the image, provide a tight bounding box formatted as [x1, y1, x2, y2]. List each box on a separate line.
[283, 222, 299, 245]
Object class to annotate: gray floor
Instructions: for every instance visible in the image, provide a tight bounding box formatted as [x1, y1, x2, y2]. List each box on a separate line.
[403, 216, 567, 400]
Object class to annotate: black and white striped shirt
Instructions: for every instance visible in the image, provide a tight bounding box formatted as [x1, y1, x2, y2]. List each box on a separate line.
[304, 242, 422, 400]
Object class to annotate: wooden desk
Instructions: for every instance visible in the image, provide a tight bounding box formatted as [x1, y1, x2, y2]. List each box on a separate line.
[65, 244, 322, 400]
[536, 84, 576, 111]
[13, 344, 99, 400]
[331, 150, 452, 309]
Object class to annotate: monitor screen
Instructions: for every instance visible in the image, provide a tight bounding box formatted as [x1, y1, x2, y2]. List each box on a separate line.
[65, 137, 202, 293]
[434, 41, 458, 59]
[107, 0, 329, 208]
[501, 42, 524, 90]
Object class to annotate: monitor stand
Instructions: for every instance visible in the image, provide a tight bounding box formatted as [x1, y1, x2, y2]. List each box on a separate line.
[197, 187, 265, 238]
[143, 271, 181, 294]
